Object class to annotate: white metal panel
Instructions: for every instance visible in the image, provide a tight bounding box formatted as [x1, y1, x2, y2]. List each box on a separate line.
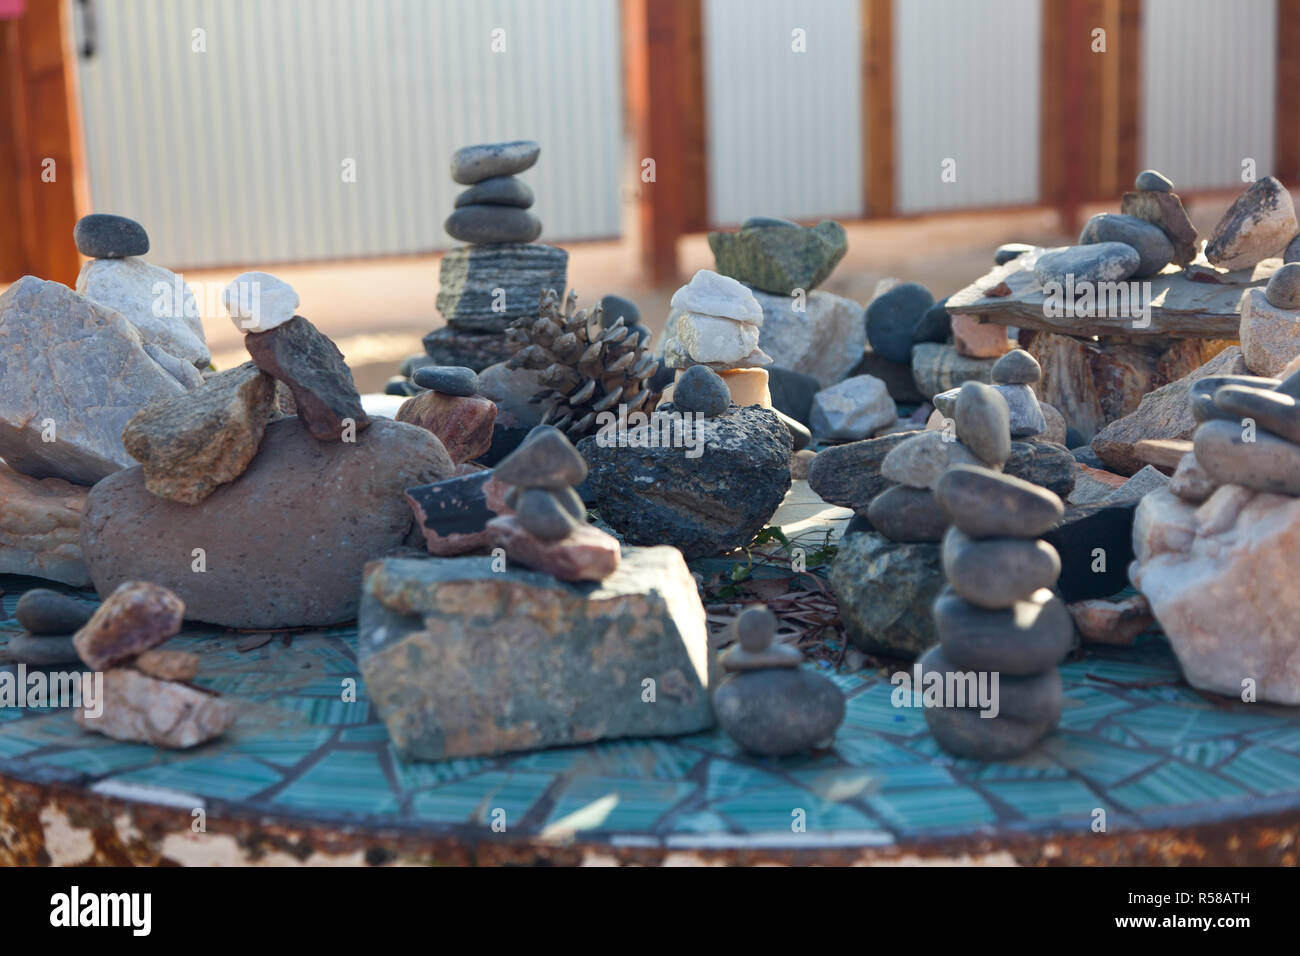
[895, 0, 1041, 214]
[76, 0, 622, 268]
[703, 0, 863, 226]
[1142, 0, 1276, 191]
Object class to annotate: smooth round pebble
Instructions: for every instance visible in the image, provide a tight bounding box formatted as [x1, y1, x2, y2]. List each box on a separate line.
[495, 428, 587, 488]
[1134, 169, 1174, 192]
[934, 465, 1065, 539]
[1079, 213, 1173, 278]
[15, 589, 95, 635]
[74, 213, 150, 258]
[1193, 419, 1300, 495]
[867, 485, 950, 543]
[1189, 374, 1280, 422]
[673, 365, 731, 417]
[1213, 384, 1300, 443]
[713, 668, 845, 756]
[1265, 262, 1300, 309]
[881, 430, 951, 488]
[600, 294, 641, 329]
[453, 175, 534, 209]
[955, 381, 1011, 467]
[991, 348, 1041, 385]
[994, 242, 1034, 266]
[934, 586, 1073, 675]
[515, 488, 581, 541]
[445, 205, 542, 244]
[736, 605, 777, 652]
[1034, 242, 1140, 286]
[450, 140, 540, 185]
[912, 296, 952, 344]
[941, 529, 1061, 610]
[866, 282, 934, 364]
[412, 365, 479, 397]
[5, 633, 82, 667]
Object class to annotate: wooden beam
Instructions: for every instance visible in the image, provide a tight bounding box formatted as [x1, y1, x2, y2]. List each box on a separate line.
[623, 0, 692, 286]
[861, 0, 893, 218]
[678, 0, 709, 234]
[1277, 0, 1300, 181]
[1114, 0, 1142, 189]
[1039, 0, 1066, 212]
[0, 0, 89, 286]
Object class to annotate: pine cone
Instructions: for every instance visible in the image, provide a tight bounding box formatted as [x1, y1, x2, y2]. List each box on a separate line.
[505, 289, 661, 440]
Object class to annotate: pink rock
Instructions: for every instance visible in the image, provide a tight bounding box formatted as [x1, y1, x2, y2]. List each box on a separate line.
[1067, 594, 1153, 646]
[486, 515, 620, 582]
[77, 668, 236, 749]
[396, 391, 497, 464]
[952, 314, 1011, 358]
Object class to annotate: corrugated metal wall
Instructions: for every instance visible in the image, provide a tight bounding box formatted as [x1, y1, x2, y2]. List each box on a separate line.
[702, 0, 863, 226]
[894, 0, 1041, 213]
[1141, 0, 1277, 191]
[76, 0, 623, 268]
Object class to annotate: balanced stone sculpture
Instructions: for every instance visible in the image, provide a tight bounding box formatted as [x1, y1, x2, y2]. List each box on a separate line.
[712, 606, 844, 756]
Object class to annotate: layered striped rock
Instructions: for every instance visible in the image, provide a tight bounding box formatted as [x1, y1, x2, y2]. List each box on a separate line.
[436, 243, 569, 333]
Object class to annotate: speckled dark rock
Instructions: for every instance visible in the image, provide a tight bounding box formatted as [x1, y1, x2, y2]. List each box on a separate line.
[673, 365, 731, 417]
[578, 405, 792, 559]
[708, 219, 847, 295]
[450, 140, 540, 185]
[828, 531, 944, 659]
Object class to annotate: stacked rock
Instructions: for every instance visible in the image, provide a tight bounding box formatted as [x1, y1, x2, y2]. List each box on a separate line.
[485, 426, 620, 582]
[5, 588, 94, 666]
[1191, 362, 1300, 496]
[1240, 261, 1300, 377]
[417, 141, 569, 375]
[919, 382, 1073, 760]
[1120, 169, 1198, 267]
[395, 365, 497, 465]
[712, 606, 845, 756]
[662, 270, 772, 408]
[74, 213, 209, 377]
[930, 348, 1047, 440]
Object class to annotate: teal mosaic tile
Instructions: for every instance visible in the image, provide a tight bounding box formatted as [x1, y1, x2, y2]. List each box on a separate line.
[230, 728, 336, 768]
[115, 754, 284, 802]
[1041, 733, 1163, 787]
[544, 777, 697, 833]
[841, 684, 928, 736]
[1171, 738, 1239, 769]
[983, 779, 1104, 822]
[38, 741, 162, 775]
[1111, 760, 1250, 811]
[392, 750, 487, 792]
[705, 759, 789, 800]
[867, 786, 995, 831]
[273, 696, 371, 726]
[833, 733, 926, 766]
[338, 724, 393, 744]
[271, 751, 399, 815]
[1113, 705, 1286, 748]
[410, 770, 554, 825]
[512, 738, 701, 780]
[1057, 686, 1135, 730]
[1218, 746, 1300, 796]
[713, 783, 878, 833]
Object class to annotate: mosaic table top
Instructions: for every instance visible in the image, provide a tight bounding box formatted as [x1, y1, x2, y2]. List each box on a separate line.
[3, 573, 1300, 865]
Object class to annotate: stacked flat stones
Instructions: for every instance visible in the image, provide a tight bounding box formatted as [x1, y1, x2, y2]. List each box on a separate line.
[1189, 362, 1300, 497]
[420, 140, 569, 373]
[663, 270, 772, 408]
[931, 348, 1047, 440]
[712, 606, 845, 756]
[5, 589, 94, 666]
[396, 365, 498, 465]
[920, 382, 1073, 760]
[1239, 261, 1300, 377]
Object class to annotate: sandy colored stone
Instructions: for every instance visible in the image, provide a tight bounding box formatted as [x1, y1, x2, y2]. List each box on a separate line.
[951, 313, 1011, 357]
[1132, 485, 1300, 703]
[122, 362, 275, 504]
[1205, 176, 1298, 271]
[0, 276, 190, 485]
[77, 668, 236, 749]
[0, 463, 91, 587]
[1027, 332, 1162, 441]
[1090, 346, 1249, 474]
[80, 418, 455, 628]
[358, 550, 714, 760]
[134, 648, 200, 682]
[1066, 464, 1129, 505]
[1039, 400, 1067, 445]
[717, 367, 771, 407]
[74, 580, 184, 670]
[1169, 452, 1217, 503]
[789, 448, 816, 480]
[1239, 287, 1300, 376]
[396, 390, 496, 464]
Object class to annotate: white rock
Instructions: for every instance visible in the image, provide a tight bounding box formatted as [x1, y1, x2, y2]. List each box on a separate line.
[76, 257, 209, 368]
[750, 289, 866, 387]
[810, 375, 897, 440]
[669, 269, 762, 324]
[1239, 287, 1300, 376]
[673, 312, 761, 365]
[224, 271, 299, 333]
[76, 668, 238, 748]
[1132, 485, 1300, 704]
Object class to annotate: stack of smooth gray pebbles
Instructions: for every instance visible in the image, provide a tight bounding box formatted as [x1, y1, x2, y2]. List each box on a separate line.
[920, 381, 1075, 760]
[414, 140, 569, 378]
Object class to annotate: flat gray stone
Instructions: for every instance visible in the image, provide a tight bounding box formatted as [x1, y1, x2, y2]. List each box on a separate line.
[1034, 242, 1141, 287]
[866, 485, 949, 543]
[445, 205, 542, 244]
[935, 465, 1065, 539]
[1135, 169, 1174, 192]
[454, 175, 534, 209]
[941, 529, 1061, 610]
[1079, 213, 1173, 277]
[1193, 418, 1300, 495]
[934, 585, 1072, 674]
[992, 348, 1041, 385]
[437, 244, 569, 333]
[1212, 384, 1300, 443]
[358, 549, 714, 760]
[450, 140, 540, 185]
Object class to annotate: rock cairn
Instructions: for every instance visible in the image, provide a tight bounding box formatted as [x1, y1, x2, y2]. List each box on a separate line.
[1240, 261, 1300, 376]
[712, 605, 845, 756]
[486, 426, 620, 582]
[396, 365, 498, 465]
[416, 140, 568, 375]
[663, 270, 772, 407]
[918, 382, 1072, 760]
[1190, 364, 1300, 496]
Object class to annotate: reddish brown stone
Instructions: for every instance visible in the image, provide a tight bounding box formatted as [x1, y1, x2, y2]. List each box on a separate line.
[396, 391, 497, 464]
[73, 580, 185, 670]
[486, 515, 620, 582]
[77, 668, 236, 749]
[134, 648, 200, 681]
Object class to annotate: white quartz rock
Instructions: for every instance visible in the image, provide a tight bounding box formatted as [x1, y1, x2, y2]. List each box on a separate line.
[224, 271, 299, 333]
[670, 269, 763, 325]
[76, 257, 209, 368]
[673, 312, 761, 365]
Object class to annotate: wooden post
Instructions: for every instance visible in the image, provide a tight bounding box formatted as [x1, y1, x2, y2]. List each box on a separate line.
[1114, 0, 1142, 189]
[624, 0, 706, 286]
[861, 0, 893, 218]
[0, 0, 89, 285]
[1277, 0, 1300, 181]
